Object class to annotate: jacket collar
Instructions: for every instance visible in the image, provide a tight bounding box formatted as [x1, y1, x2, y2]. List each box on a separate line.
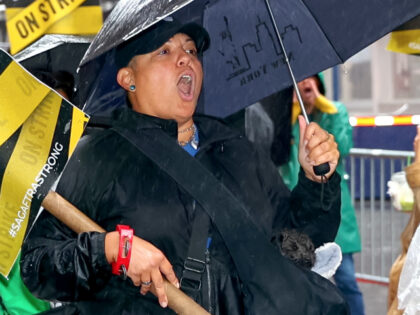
[194, 115, 239, 149]
[111, 107, 241, 147]
[112, 107, 178, 139]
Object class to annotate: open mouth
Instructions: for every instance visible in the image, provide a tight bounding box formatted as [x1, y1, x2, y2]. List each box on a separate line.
[301, 86, 313, 98]
[177, 73, 194, 101]
[303, 87, 312, 94]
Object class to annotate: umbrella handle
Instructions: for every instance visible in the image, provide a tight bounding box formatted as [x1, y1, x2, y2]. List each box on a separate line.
[264, 0, 330, 177]
[41, 191, 210, 315]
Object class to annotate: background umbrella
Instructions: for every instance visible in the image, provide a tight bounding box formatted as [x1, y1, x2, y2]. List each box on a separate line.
[13, 34, 92, 104]
[14, 34, 92, 75]
[76, 0, 420, 119]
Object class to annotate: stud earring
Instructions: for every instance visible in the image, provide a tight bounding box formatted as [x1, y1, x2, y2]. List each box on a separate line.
[129, 85, 136, 91]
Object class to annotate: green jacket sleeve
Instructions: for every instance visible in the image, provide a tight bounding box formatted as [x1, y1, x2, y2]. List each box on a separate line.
[0, 253, 50, 315]
[317, 102, 353, 157]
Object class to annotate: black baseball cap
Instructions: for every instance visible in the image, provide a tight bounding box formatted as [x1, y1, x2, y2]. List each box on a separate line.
[115, 17, 210, 68]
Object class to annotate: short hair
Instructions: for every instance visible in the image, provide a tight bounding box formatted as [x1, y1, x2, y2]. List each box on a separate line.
[272, 229, 316, 269]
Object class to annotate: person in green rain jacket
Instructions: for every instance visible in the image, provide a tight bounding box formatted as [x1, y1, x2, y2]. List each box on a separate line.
[0, 253, 50, 315]
[280, 73, 365, 315]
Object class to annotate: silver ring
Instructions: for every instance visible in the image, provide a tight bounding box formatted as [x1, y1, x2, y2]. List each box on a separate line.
[120, 265, 127, 281]
[141, 281, 152, 286]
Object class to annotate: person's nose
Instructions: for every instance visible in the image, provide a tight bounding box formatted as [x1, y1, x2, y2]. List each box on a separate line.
[176, 49, 192, 67]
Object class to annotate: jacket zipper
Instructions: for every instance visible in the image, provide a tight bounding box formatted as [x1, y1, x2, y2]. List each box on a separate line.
[205, 247, 213, 314]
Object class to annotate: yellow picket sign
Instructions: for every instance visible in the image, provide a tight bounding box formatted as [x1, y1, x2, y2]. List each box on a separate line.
[387, 29, 420, 55]
[70, 104, 90, 156]
[0, 50, 89, 277]
[0, 57, 50, 146]
[387, 15, 420, 55]
[46, 5, 102, 35]
[7, 0, 87, 54]
[6, 5, 102, 37]
[0, 92, 62, 276]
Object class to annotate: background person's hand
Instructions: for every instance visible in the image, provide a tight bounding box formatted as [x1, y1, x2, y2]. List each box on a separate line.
[297, 115, 339, 182]
[105, 232, 179, 308]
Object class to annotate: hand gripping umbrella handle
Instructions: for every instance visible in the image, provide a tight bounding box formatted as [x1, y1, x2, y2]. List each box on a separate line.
[264, 0, 330, 177]
[41, 191, 210, 315]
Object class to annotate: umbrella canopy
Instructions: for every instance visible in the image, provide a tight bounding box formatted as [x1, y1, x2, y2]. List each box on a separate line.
[76, 0, 420, 118]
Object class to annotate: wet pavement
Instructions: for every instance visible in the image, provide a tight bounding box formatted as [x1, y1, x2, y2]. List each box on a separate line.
[359, 281, 388, 315]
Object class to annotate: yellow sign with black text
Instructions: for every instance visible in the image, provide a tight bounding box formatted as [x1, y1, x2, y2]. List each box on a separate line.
[387, 15, 420, 55]
[388, 29, 420, 55]
[0, 57, 50, 146]
[6, 1, 102, 39]
[0, 49, 89, 277]
[6, 0, 97, 54]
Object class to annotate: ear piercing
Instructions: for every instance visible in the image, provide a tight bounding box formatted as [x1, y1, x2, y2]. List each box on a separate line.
[129, 85, 136, 91]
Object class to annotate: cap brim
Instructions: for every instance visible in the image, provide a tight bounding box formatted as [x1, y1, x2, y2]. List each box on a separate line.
[178, 23, 210, 54]
[115, 20, 210, 68]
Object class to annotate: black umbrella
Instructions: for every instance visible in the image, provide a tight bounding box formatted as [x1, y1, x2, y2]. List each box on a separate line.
[15, 34, 92, 72]
[76, 0, 420, 119]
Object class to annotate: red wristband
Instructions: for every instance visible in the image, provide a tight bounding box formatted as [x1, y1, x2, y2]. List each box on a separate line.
[111, 225, 134, 279]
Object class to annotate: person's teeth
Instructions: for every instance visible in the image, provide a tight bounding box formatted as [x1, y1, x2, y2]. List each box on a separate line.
[182, 75, 192, 83]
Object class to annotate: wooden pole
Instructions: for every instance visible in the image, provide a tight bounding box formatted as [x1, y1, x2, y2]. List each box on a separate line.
[41, 190, 210, 315]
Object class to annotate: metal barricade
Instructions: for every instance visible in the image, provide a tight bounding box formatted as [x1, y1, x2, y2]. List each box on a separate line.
[346, 148, 415, 283]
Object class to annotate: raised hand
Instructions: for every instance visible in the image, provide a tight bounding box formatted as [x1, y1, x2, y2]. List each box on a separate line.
[297, 115, 339, 182]
[414, 125, 420, 162]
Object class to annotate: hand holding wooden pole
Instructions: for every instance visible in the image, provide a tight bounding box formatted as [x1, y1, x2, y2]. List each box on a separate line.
[41, 191, 210, 315]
